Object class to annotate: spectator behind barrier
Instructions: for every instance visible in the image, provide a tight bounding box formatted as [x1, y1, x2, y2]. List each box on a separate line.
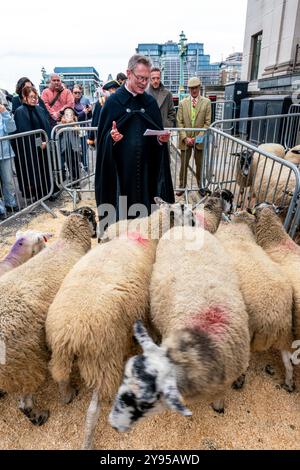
[59, 107, 81, 186]
[12, 77, 48, 116]
[0, 91, 18, 219]
[41, 74, 74, 128]
[72, 85, 92, 122]
[13, 86, 52, 201]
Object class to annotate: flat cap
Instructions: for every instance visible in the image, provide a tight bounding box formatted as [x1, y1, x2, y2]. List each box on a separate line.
[102, 80, 120, 91]
[187, 77, 201, 87]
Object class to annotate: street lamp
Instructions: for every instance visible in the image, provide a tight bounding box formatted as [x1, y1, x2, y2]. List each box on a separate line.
[178, 31, 187, 101]
[40, 67, 47, 93]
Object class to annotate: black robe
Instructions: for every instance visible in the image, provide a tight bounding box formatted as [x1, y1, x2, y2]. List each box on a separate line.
[95, 85, 174, 223]
[88, 100, 102, 143]
[12, 104, 52, 200]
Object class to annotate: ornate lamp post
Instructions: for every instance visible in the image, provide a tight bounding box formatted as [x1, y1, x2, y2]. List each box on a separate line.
[178, 31, 187, 101]
[40, 67, 47, 93]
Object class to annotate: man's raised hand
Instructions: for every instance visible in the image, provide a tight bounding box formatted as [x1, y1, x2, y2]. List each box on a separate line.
[110, 121, 124, 142]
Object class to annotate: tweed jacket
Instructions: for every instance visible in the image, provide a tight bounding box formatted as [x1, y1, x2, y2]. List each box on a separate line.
[176, 95, 211, 150]
[147, 84, 176, 128]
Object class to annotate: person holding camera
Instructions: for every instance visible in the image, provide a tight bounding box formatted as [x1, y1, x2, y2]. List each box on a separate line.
[72, 85, 92, 121]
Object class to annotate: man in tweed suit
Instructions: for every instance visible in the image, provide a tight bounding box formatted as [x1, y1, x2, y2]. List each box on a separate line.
[176, 77, 211, 195]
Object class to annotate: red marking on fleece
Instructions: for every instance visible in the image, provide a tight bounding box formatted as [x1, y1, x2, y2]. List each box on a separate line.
[195, 212, 208, 230]
[281, 238, 300, 254]
[127, 231, 149, 247]
[186, 305, 229, 338]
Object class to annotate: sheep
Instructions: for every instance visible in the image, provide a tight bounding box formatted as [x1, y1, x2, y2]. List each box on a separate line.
[236, 143, 299, 212]
[193, 188, 234, 233]
[109, 224, 250, 432]
[46, 199, 194, 450]
[0, 206, 96, 426]
[101, 197, 194, 242]
[0, 230, 52, 277]
[250, 203, 300, 362]
[285, 144, 300, 165]
[252, 159, 297, 211]
[216, 210, 294, 390]
[235, 143, 286, 195]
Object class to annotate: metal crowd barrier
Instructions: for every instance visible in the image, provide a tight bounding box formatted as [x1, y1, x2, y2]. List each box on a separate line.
[2, 123, 300, 240]
[52, 124, 97, 207]
[54, 126, 209, 207]
[0, 129, 55, 225]
[210, 100, 236, 124]
[204, 126, 300, 237]
[166, 127, 209, 196]
[211, 112, 300, 149]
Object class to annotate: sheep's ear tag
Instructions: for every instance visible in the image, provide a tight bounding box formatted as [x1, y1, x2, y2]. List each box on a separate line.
[251, 208, 256, 215]
[43, 236, 48, 243]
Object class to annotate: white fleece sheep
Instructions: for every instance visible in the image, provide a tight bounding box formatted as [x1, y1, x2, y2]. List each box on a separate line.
[250, 203, 300, 381]
[285, 144, 300, 165]
[0, 230, 52, 277]
[46, 200, 193, 450]
[252, 156, 298, 210]
[0, 207, 96, 426]
[216, 212, 294, 390]
[235, 143, 286, 195]
[101, 198, 193, 242]
[193, 189, 234, 233]
[109, 225, 250, 432]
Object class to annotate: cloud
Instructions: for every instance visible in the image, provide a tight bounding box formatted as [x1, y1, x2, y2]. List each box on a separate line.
[0, 0, 247, 92]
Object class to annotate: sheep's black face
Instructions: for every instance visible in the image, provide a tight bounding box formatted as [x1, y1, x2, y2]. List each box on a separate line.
[74, 207, 97, 238]
[109, 355, 162, 432]
[239, 149, 253, 177]
[211, 189, 234, 214]
[171, 203, 194, 227]
[220, 189, 234, 214]
[253, 202, 277, 218]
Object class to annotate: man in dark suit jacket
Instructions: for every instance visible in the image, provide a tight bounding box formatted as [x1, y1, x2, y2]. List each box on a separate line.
[147, 67, 176, 128]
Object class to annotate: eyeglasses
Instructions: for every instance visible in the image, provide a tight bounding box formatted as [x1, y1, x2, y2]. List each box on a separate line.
[73, 91, 81, 94]
[51, 79, 61, 82]
[28, 95, 38, 100]
[131, 70, 150, 83]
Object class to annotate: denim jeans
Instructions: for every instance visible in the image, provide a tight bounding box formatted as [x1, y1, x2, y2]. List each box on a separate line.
[0, 158, 17, 213]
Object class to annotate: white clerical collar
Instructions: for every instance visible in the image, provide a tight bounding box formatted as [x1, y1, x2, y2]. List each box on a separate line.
[125, 83, 138, 97]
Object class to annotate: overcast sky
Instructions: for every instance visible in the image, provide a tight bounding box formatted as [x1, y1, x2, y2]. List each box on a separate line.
[0, 0, 248, 93]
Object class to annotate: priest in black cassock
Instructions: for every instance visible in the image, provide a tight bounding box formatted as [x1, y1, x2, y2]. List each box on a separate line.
[95, 54, 174, 227]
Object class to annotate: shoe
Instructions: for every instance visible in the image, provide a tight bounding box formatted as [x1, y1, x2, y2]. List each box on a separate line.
[0, 212, 6, 221]
[176, 190, 185, 197]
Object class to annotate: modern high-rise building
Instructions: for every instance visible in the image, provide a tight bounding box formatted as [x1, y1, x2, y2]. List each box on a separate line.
[220, 52, 243, 85]
[40, 66, 100, 100]
[137, 39, 220, 95]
